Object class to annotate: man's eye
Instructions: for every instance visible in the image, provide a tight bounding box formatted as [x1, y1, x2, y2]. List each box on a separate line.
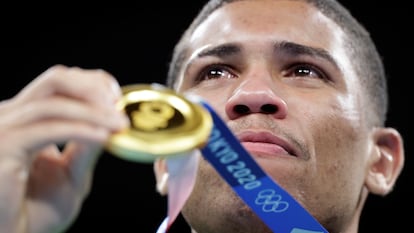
[198, 66, 236, 81]
[288, 64, 327, 80]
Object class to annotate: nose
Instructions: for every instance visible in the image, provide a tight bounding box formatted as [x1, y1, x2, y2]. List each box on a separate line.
[225, 79, 287, 120]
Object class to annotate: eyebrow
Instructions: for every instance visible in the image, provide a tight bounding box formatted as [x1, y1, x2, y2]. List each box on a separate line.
[198, 43, 241, 58]
[277, 41, 339, 69]
[192, 41, 339, 69]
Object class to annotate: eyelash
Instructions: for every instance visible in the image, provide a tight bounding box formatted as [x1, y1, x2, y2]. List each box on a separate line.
[195, 64, 236, 83]
[285, 63, 329, 81]
[194, 62, 328, 83]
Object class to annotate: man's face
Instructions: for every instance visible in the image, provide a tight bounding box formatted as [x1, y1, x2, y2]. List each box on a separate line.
[174, 1, 371, 232]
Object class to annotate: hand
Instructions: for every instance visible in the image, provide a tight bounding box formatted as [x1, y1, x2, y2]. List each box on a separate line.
[0, 65, 129, 233]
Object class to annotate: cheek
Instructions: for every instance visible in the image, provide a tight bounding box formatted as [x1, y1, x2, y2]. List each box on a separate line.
[310, 105, 367, 192]
[312, 100, 363, 159]
[296, 90, 363, 163]
[310, 102, 363, 170]
[293, 107, 368, 220]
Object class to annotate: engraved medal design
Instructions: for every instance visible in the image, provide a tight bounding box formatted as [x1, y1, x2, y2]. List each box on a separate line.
[106, 83, 212, 163]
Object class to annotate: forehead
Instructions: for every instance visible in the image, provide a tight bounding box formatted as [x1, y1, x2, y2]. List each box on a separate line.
[187, 0, 350, 68]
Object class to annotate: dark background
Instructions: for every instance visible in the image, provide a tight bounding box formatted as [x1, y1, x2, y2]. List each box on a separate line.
[1, 1, 411, 232]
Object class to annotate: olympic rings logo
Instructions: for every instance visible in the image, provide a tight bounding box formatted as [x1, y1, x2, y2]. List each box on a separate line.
[255, 189, 289, 213]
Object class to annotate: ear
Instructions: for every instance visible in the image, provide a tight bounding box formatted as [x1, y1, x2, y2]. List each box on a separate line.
[365, 127, 405, 196]
[153, 158, 169, 196]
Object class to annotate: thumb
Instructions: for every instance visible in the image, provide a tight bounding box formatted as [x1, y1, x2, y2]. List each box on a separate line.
[63, 141, 103, 197]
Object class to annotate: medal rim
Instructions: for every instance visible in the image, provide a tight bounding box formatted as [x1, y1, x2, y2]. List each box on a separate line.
[106, 84, 212, 163]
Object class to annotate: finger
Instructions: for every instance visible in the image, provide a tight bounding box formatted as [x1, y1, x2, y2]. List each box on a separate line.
[16, 65, 122, 107]
[0, 119, 112, 168]
[62, 141, 103, 196]
[28, 120, 113, 153]
[23, 144, 91, 233]
[1, 96, 129, 132]
[0, 156, 28, 230]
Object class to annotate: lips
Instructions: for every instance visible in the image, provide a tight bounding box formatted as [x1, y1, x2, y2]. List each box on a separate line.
[236, 131, 297, 158]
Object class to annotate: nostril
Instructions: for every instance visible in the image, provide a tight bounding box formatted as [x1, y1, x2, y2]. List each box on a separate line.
[234, 105, 250, 114]
[261, 104, 278, 113]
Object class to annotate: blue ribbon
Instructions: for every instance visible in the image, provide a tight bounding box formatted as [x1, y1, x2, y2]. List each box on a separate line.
[200, 101, 328, 233]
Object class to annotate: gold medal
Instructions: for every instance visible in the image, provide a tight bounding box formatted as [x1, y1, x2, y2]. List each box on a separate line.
[106, 83, 213, 163]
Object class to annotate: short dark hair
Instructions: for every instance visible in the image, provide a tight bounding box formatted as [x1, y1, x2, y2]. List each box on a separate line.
[167, 0, 388, 126]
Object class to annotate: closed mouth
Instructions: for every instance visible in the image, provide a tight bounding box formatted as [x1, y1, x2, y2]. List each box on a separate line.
[236, 131, 297, 158]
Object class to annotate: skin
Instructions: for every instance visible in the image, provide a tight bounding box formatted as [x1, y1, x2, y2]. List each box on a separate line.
[0, 0, 404, 233]
[0, 65, 129, 233]
[155, 1, 404, 233]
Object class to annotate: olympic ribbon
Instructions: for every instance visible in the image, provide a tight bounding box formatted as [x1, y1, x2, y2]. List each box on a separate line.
[198, 101, 328, 233]
[156, 150, 200, 233]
